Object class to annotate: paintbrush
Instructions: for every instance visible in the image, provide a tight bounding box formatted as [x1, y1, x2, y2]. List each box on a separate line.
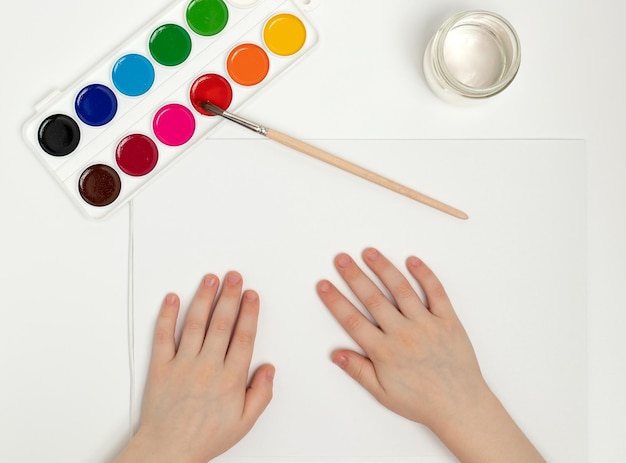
[200, 101, 468, 220]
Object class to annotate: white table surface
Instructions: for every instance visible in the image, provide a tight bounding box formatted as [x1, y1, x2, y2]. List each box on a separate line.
[1, 0, 624, 461]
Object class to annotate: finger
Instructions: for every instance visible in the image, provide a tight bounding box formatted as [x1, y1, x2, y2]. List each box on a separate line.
[177, 274, 220, 357]
[151, 293, 180, 365]
[362, 247, 426, 319]
[331, 349, 384, 399]
[334, 253, 402, 330]
[242, 364, 275, 425]
[202, 271, 244, 360]
[406, 257, 456, 319]
[225, 290, 260, 373]
[317, 279, 383, 352]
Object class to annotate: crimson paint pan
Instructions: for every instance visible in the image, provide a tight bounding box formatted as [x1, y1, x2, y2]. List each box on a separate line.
[22, 0, 318, 219]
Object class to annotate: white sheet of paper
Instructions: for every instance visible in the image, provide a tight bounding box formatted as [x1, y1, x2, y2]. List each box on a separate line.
[131, 139, 586, 462]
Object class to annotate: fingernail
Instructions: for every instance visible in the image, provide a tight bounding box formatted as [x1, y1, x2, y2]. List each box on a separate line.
[333, 354, 348, 368]
[408, 256, 422, 268]
[267, 367, 275, 380]
[203, 275, 217, 287]
[227, 272, 241, 285]
[364, 247, 379, 261]
[165, 293, 177, 305]
[318, 280, 331, 293]
[336, 253, 352, 268]
[245, 291, 258, 301]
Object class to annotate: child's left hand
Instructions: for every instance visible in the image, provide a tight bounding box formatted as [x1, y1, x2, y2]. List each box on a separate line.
[115, 272, 275, 463]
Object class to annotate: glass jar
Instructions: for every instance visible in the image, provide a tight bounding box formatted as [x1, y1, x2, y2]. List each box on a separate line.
[423, 10, 521, 103]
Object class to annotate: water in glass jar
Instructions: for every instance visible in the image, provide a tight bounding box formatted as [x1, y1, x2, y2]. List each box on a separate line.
[443, 24, 506, 89]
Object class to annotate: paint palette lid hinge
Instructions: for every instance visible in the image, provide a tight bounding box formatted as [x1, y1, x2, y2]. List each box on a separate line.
[35, 90, 61, 113]
[295, 0, 321, 11]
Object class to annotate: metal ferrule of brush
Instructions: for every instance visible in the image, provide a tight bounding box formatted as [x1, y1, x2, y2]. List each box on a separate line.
[221, 110, 268, 136]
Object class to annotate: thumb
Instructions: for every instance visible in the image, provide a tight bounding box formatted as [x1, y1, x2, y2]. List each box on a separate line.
[331, 350, 383, 398]
[242, 364, 275, 423]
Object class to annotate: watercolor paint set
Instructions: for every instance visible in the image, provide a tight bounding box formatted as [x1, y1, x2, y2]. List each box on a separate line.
[23, 0, 318, 219]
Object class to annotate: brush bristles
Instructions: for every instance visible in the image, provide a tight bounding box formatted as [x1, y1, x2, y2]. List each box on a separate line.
[199, 101, 224, 116]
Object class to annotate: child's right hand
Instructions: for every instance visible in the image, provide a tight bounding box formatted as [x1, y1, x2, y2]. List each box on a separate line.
[316, 248, 485, 429]
[317, 248, 546, 463]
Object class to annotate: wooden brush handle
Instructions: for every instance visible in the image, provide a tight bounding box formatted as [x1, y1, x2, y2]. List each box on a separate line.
[266, 129, 468, 220]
